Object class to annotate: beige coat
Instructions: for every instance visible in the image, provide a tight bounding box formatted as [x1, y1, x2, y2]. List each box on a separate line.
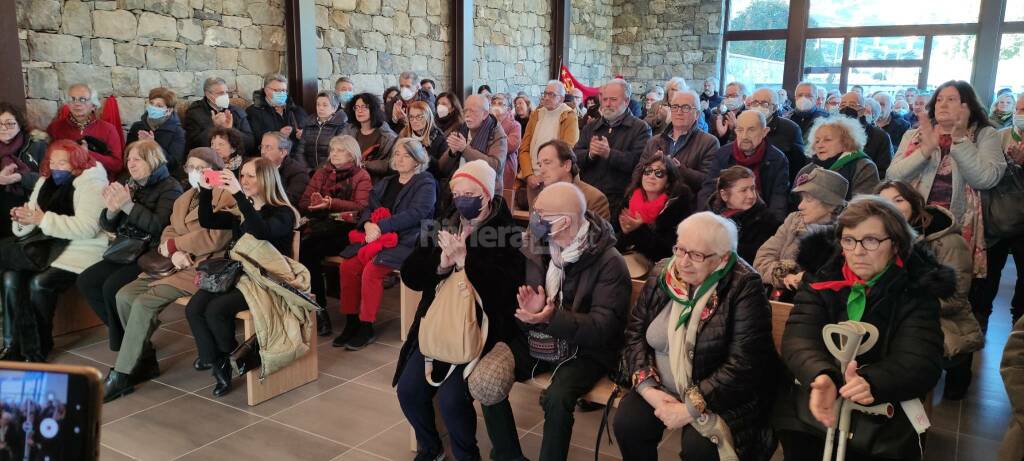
[754, 211, 812, 289]
[1001, 316, 1024, 461]
[517, 106, 580, 178]
[231, 233, 316, 377]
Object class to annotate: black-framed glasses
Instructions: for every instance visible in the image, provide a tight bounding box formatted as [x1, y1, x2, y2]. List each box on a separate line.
[840, 236, 890, 251]
[669, 104, 695, 113]
[67, 96, 91, 104]
[353, 104, 369, 111]
[643, 167, 666, 178]
[0, 121, 18, 130]
[672, 246, 715, 262]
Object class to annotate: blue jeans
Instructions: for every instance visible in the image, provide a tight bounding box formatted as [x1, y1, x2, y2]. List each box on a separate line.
[397, 346, 480, 461]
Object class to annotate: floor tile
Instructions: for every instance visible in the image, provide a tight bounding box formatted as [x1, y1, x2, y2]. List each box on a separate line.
[317, 341, 400, 380]
[335, 448, 389, 460]
[176, 419, 349, 460]
[208, 372, 346, 418]
[54, 325, 109, 351]
[100, 444, 137, 460]
[928, 397, 961, 433]
[352, 360, 399, 393]
[959, 396, 1013, 441]
[473, 383, 546, 433]
[151, 350, 218, 393]
[102, 381, 187, 424]
[958, 432, 1002, 461]
[357, 421, 418, 460]
[922, 428, 957, 461]
[72, 328, 197, 368]
[517, 432, 619, 461]
[271, 382, 405, 447]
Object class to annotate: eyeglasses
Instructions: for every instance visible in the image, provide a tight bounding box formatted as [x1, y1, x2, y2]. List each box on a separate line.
[541, 91, 559, 98]
[747, 100, 774, 109]
[669, 104, 695, 113]
[840, 236, 891, 251]
[0, 121, 18, 130]
[183, 165, 206, 173]
[672, 246, 715, 262]
[408, 114, 426, 122]
[353, 104, 369, 111]
[68, 96, 91, 104]
[642, 167, 666, 178]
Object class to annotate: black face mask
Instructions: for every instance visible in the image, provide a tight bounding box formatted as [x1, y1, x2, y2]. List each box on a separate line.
[840, 107, 861, 119]
[453, 195, 483, 220]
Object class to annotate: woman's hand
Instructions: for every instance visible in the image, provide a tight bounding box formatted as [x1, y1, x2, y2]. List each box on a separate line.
[654, 401, 693, 430]
[12, 205, 43, 225]
[170, 251, 193, 270]
[438, 228, 470, 270]
[916, 118, 938, 159]
[219, 170, 242, 195]
[158, 241, 169, 257]
[0, 164, 20, 186]
[783, 272, 804, 291]
[839, 360, 875, 405]
[809, 374, 838, 428]
[364, 222, 381, 243]
[951, 103, 971, 140]
[514, 297, 555, 324]
[639, 386, 677, 411]
[618, 211, 643, 234]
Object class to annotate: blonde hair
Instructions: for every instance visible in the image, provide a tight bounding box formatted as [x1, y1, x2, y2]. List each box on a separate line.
[327, 135, 362, 168]
[805, 115, 867, 157]
[125, 139, 167, 172]
[399, 101, 438, 147]
[243, 157, 300, 226]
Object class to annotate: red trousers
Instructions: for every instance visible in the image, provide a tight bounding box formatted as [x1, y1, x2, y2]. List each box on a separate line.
[339, 257, 393, 322]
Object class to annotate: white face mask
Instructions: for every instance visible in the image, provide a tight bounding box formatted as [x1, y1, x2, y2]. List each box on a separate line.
[795, 97, 815, 112]
[1015, 115, 1024, 130]
[400, 87, 415, 101]
[214, 94, 230, 110]
[723, 97, 742, 111]
[753, 106, 773, 119]
[436, 104, 450, 118]
[187, 169, 203, 189]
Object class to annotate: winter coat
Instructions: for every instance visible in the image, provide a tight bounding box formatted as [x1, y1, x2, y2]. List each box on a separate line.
[246, 91, 308, 154]
[340, 172, 436, 269]
[340, 123, 399, 182]
[778, 226, 948, 459]
[640, 123, 721, 195]
[518, 104, 580, 179]
[46, 116, 123, 180]
[99, 164, 182, 243]
[766, 115, 807, 183]
[796, 152, 880, 198]
[722, 201, 783, 264]
[754, 211, 819, 290]
[126, 112, 186, 173]
[787, 109, 828, 142]
[999, 317, 1024, 461]
[574, 112, 653, 202]
[231, 233, 316, 377]
[519, 212, 631, 370]
[412, 126, 449, 179]
[183, 98, 255, 155]
[625, 258, 778, 461]
[576, 177, 611, 220]
[297, 165, 371, 214]
[394, 196, 528, 386]
[145, 187, 236, 293]
[917, 205, 984, 357]
[277, 156, 310, 206]
[616, 191, 694, 263]
[438, 117, 508, 196]
[863, 121, 895, 177]
[698, 143, 791, 221]
[879, 113, 911, 150]
[0, 130, 47, 237]
[13, 164, 109, 274]
[298, 110, 348, 169]
[497, 111, 522, 190]
[888, 126, 1006, 220]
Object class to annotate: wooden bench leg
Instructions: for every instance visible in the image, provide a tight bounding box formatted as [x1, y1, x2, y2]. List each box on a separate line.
[240, 312, 319, 406]
[399, 277, 420, 342]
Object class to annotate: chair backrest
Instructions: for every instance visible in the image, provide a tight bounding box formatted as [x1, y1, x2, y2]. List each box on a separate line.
[291, 230, 300, 260]
[629, 278, 646, 309]
[770, 301, 794, 355]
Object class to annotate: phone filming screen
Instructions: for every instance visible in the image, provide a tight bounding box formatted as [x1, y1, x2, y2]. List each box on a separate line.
[0, 370, 70, 461]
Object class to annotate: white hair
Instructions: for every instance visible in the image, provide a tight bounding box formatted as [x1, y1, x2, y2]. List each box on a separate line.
[671, 88, 701, 107]
[863, 98, 882, 123]
[545, 80, 565, 97]
[67, 83, 100, 107]
[391, 137, 430, 174]
[465, 93, 488, 109]
[666, 77, 688, 93]
[262, 73, 288, 87]
[676, 212, 738, 254]
[753, 87, 779, 104]
[725, 81, 748, 97]
[805, 115, 868, 156]
[604, 78, 632, 99]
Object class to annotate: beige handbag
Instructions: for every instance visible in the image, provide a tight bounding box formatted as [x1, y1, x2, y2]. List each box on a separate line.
[418, 269, 488, 386]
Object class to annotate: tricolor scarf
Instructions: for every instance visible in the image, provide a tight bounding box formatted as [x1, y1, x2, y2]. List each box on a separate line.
[816, 150, 868, 173]
[810, 257, 902, 321]
[659, 252, 737, 329]
[731, 141, 766, 187]
[626, 188, 669, 225]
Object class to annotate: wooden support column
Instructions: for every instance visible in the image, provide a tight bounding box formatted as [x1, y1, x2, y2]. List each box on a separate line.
[284, 0, 318, 113]
[781, 0, 809, 92]
[550, 0, 571, 79]
[450, 0, 475, 99]
[1, 1, 26, 112]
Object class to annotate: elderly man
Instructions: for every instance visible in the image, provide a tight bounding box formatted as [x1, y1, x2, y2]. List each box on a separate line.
[574, 78, 652, 215]
[838, 91, 894, 176]
[644, 88, 664, 117]
[906, 92, 929, 129]
[746, 87, 806, 182]
[698, 110, 790, 219]
[184, 77, 255, 154]
[389, 71, 436, 132]
[46, 83, 124, 179]
[518, 80, 581, 207]
[246, 73, 308, 155]
[778, 88, 793, 112]
[535, 139, 609, 219]
[514, 181, 630, 461]
[641, 88, 720, 196]
[712, 81, 749, 144]
[439, 94, 506, 195]
[260, 132, 309, 205]
[874, 92, 911, 148]
[334, 76, 355, 107]
[787, 81, 829, 140]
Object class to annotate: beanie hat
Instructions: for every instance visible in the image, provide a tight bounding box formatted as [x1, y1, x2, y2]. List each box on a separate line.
[187, 147, 224, 170]
[792, 167, 849, 207]
[451, 159, 497, 197]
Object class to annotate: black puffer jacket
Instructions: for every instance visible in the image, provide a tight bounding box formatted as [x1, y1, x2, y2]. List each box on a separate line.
[246, 91, 308, 155]
[777, 226, 948, 459]
[99, 164, 183, 240]
[713, 200, 783, 264]
[394, 196, 527, 385]
[298, 110, 348, 169]
[624, 258, 777, 461]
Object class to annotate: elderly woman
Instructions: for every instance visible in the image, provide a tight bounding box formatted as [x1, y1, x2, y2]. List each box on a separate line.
[77, 140, 183, 354]
[101, 148, 235, 402]
[799, 116, 880, 198]
[209, 126, 245, 176]
[990, 92, 1016, 129]
[126, 88, 186, 174]
[887, 80, 1006, 280]
[395, 160, 526, 461]
[0, 102, 47, 239]
[297, 135, 371, 335]
[755, 167, 849, 302]
[877, 180, 983, 400]
[617, 152, 694, 270]
[298, 91, 348, 169]
[1, 140, 108, 362]
[707, 165, 782, 263]
[340, 93, 399, 183]
[613, 211, 776, 461]
[777, 196, 947, 460]
[399, 101, 448, 178]
[334, 138, 436, 351]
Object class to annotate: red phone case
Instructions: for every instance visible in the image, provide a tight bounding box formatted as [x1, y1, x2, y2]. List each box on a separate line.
[204, 170, 222, 186]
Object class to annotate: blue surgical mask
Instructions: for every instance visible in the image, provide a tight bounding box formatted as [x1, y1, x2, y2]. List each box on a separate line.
[337, 91, 354, 105]
[528, 214, 565, 243]
[50, 169, 72, 186]
[270, 91, 288, 106]
[895, 108, 909, 117]
[146, 105, 169, 120]
[453, 195, 484, 220]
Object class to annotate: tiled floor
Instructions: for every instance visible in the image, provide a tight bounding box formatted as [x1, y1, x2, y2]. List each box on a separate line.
[53, 264, 1018, 460]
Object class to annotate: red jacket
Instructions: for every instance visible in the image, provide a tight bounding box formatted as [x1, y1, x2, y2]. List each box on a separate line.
[298, 165, 372, 213]
[46, 116, 124, 180]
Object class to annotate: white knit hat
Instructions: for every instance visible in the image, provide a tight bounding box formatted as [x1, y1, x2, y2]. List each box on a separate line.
[451, 159, 496, 197]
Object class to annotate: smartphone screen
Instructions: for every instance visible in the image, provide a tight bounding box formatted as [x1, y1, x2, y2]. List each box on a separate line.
[0, 367, 101, 461]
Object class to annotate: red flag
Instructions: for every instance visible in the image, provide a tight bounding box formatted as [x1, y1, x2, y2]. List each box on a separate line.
[559, 65, 599, 100]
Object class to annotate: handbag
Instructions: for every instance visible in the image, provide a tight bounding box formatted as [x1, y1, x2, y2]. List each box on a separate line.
[467, 342, 515, 406]
[194, 257, 243, 293]
[418, 269, 488, 386]
[137, 248, 177, 278]
[0, 229, 69, 272]
[981, 157, 1024, 241]
[103, 225, 152, 264]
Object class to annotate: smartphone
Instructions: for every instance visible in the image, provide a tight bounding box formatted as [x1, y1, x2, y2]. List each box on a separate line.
[0, 361, 103, 461]
[338, 211, 357, 223]
[203, 169, 223, 187]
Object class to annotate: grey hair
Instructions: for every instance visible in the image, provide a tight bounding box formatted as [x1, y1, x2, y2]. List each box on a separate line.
[545, 80, 565, 96]
[604, 78, 632, 99]
[666, 77, 688, 93]
[795, 81, 818, 96]
[670, 88, 701, 107]
[328, 135, 362, 168]
[202, 77, 227, 94]
[741, 109, 768, 128]
[392, 137, 430, 173]
[399, 71, 418, 82]
[263, 73, 288, 87]
[753, 87, 779, 104]
[863, 98, 882, 123]
[676, 212, 738, 254]
[465, 93, 489, 109]
[725, 81, 748, 97]
[845, 91, 865, 106]
[67, 83, 100, 106]
[805, 115, 868, 156]
[873, 92, 892, 106]
[263, 131, 292, 151]
[491, 92, 513, 109]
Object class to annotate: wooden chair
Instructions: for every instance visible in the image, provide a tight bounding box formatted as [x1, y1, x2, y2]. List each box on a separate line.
[769, 301, 794, 355]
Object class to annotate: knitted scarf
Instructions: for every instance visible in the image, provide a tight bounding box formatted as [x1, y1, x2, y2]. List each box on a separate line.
[626, 188, 669, 225]
[731, 141, 767, 187]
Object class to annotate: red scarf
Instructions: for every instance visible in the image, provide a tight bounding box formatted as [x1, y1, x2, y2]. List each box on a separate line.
[811, 257, 904, 292]
[626, 188, 669, 225]
[731, 141, 766, 187]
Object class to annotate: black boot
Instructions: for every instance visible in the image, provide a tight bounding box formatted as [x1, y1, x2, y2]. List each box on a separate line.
[345, 321, 376, 351]
[193, 357, 212, 371]
[316, 308, 333, 337]
[332, 314, 360, 347]
[212, 356, 232, 397]
[231, 335, 261, 376]
[104, 370, 135, 403]
[132, 353, 161, 384]
[0, 344, 24, 362]
[944, 364, 972, 401]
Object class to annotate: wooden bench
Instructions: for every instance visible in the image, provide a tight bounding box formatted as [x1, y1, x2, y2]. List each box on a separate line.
[53, 287, 104, 336]
[769, 300, 794, 355]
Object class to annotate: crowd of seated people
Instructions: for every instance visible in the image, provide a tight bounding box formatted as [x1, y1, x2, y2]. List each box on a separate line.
[1, 71, 1023, 460]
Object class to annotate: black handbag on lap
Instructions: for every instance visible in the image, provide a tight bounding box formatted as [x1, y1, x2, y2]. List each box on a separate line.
[103, 225, 152, 264]
[0, 229, 69, 272]
[195, 257, 243, 293]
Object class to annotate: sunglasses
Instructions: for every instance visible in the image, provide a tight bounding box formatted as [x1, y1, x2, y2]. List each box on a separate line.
[643, 168, 666, 178]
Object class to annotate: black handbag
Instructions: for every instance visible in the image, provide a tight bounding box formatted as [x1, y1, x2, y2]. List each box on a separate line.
[195, 257, 243, 293]
[137, 248, 177, 278]
[0, 229, 69, 272]
[103, 225, 152, 264]
[982, 157, 1024, 242]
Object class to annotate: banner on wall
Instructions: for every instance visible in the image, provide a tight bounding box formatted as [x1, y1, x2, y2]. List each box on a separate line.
[559, 64, 599, 100]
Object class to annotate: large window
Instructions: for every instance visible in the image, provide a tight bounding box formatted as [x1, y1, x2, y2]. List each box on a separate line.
[728, 0, 790, 31]
[995, 34, 1024, 94]
[808, 0, 981, 28]
[724, 40, 787, 89]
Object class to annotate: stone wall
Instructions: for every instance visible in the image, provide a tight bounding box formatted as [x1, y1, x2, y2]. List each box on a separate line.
[471, 0, 551, 99]
[568, 0, 613, 87]
[16, 0, 288, 130]
[316, 0, 450, 96]
[610, 0, 724, 95]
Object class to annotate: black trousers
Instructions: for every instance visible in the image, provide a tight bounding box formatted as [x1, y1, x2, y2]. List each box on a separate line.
[76, 260, 142, 351]
[970, 236, 1024, 331]
[612, 390, 720, 461]
[298, 222, 352, 306]
[185, 288, 248, 363]
[1, 267, 77, 360]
